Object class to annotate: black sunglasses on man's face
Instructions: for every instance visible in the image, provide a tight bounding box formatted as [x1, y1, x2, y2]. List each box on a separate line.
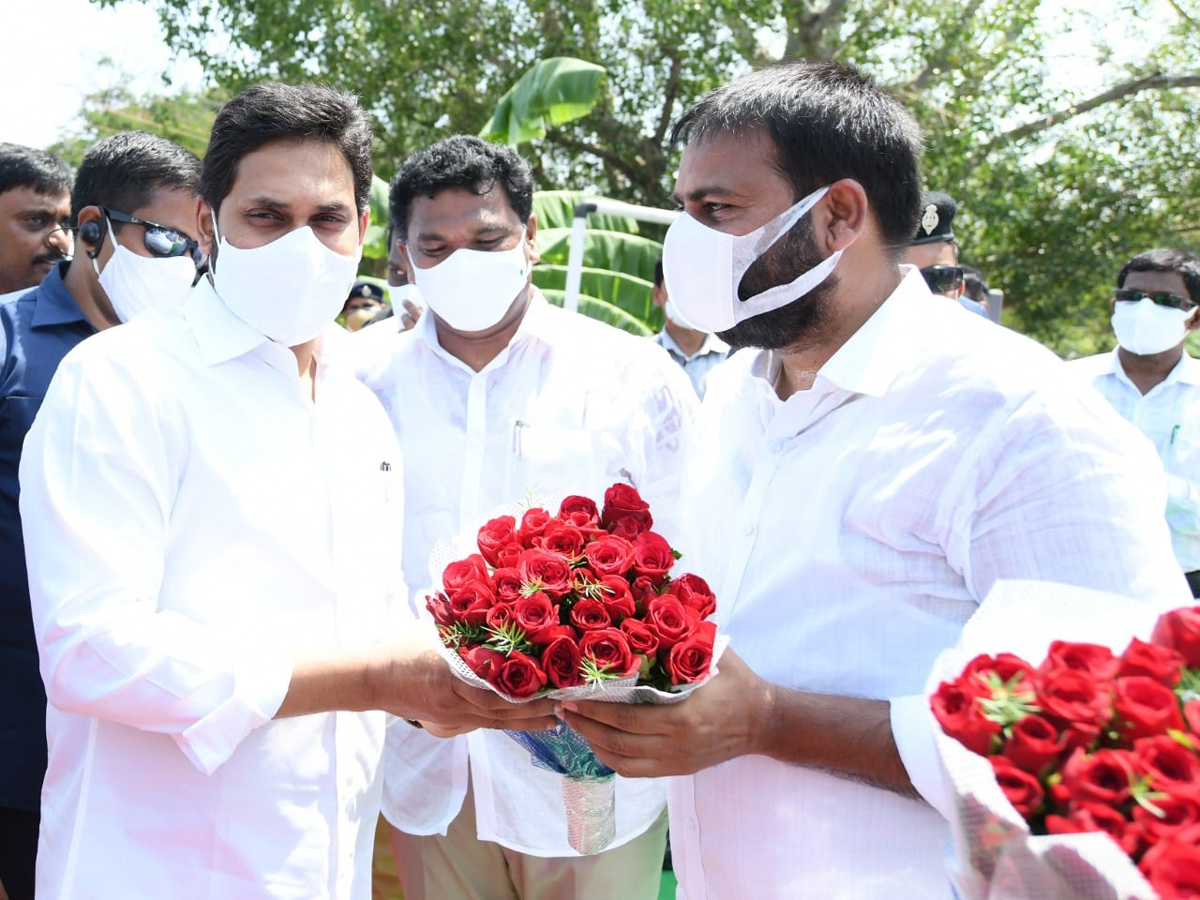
[1113, 287, 1196, 311]
[103, 208, 204, 267]
[920, 265, 963, 296]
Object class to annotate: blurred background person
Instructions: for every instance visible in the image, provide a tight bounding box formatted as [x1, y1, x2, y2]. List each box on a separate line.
[0, 144, 73, 302]
[650, 257, 730, 399]
[903, 190, 990, 318]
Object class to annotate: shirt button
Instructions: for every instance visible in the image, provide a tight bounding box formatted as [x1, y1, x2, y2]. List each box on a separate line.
[768, 439, 784, 453]
[741, 522, 755, 537]
[688, 816, 698, 830]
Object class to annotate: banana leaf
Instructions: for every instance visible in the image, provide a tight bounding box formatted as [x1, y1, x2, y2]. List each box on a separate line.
[536, 228, 663, 283]
[480, 58, 606, 146]
[538, 289, 656, 337]
[532, 190, 641, 234]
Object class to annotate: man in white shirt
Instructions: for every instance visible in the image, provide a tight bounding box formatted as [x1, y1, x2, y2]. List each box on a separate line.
[1070, 248, 1200, 596]
[650, 257, 731, 399]
[363, 135, 696, 900]
[562, 60, 1191, 899]
[19, 84, 552, 900]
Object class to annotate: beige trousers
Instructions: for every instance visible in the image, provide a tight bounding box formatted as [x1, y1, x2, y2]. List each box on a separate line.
[387, 776, 668, 900]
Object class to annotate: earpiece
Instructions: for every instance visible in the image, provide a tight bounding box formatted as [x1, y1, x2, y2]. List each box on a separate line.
[79, 220, 103, 258]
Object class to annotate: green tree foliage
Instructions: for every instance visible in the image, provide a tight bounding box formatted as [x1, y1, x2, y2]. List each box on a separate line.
[93, 0, 1200, 353]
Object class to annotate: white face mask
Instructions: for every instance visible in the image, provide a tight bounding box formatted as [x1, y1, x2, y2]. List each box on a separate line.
[92, 218, 196, 323]
[409, 241, 529, 333]
[664, 297, 703, 332]
[661, 186, 842, 334]
[389, 283, 422, 307]
[1112, 298, 1190, 356]
[210, 213, 362, 346]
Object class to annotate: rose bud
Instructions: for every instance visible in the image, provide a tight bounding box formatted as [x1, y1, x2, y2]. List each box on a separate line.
[557, 495, 600, 528]
[1003, 714, 1066, 776]
[1118, 637, 1184, 688]
[513, 591, 561, 644]
[989, 756, 1044, 819]
[538, 521, 586, 559]
[569, 598, 613, 632]
[667, 573, 717, 619]
[1113, 676, 1185, 741]
[964, 653, 1035, 686]
[447, 580, 497, 625]
[1153, 606, 1200, 668]
[620, 617, 660, 657]
[666, 621, 717, 685]
[1134, 792, 1200, 848]
[1047, 802, 1142, 856]
[516, 548, 574, 598]
[597, 575, 637, 621]
[492, 567, 524, 603]
[583, 535, 636, 578]
[1035, 668, 1113, 730]
[494, 541, 525, 568]
[609, 515, 648, 541]
[489, 651, 547, 699]
[645, 595, 695, 650]
[542, 634, 584, 688]
[485, 602, 516, 631]
[579, 627, 639, 678]
[516, 507, 552, 545]
[1040, 640, 1119, 681]
[600, 483, 653, 531]
[477, 516, 517, 567]
[425, 591, 456, 627]
[1134, 735, 1200, 793]
[632, 531, 676, 580]
[443, 553, 490, 594]
[930, 678, 1001, 756]
[460, 646, 506, 680]
[1139, 837, 1200, 899]
[1060, 747, 1137, 806]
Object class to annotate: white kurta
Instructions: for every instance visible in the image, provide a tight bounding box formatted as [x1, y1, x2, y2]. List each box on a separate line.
[21, 282, 407, 900]
[360, 293, 697, 855]
[669, 269, 1192, 899]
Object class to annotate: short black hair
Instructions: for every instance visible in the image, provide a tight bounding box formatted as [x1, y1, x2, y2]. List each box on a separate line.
[72, 132, 201, 224]
[0, 143, 72, 199]
[1118, 249, 1200, 305]
[670, 60, 924, 252]
[199, 82, 374, 215]
[389, 135, 533, 240]
[654, 257, 664, 288]
[961, 264, 988, 306]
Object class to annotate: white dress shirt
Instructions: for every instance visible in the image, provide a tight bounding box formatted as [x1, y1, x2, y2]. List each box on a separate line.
[360, 292, 697, 856]
[1070, 348, 1200, 571]
[20, 280, 406, 900]
[669, 268, 1191, 900]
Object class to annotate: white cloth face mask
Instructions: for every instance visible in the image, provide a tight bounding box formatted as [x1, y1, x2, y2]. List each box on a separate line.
[409, 242, 529, 333]
[93, 217, 196, 323]
[661, 186, 843, 334]
[664, 297, 704, 332]
[389, 283, 422, 307]
[210, 213, 362, 346]
[1111, 298, 1190, 356]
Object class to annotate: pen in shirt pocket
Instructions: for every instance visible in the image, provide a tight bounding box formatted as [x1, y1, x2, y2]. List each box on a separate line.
[1172, 425, 1182, 446]
[380, 460, 392, 502]
[512, 419, 527, 461]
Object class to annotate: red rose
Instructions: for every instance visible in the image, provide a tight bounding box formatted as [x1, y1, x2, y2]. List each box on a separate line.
[608, 515, 648, 541]
[1119, 637, 1184, 687]
[964, 652, 1035, 686]
[579, 627, 639, 678]
[517, 548, 574, 598]
[665, 620, 717, 685]
[1135, 735, 1200, 793]
[538, 522, 586, 559]
[632, 531, 676, 580]
[1186, 700, 1200, 736]
[667, 573, 717, 619]
[485, 602, 516, 631]
[1046, 802, 1142, 856]
[631, 574, 660, 612]
[1140, 838, 1200, 899]
[542, 634, 583, 688]
[476, 516, 517, 567]
[1134, 792, 1200, 847]
[645, 595, 697, 650]
[596, 575, 637, 621]
[558, 495, 600, 528]
[1153, 607, 1200, 668]
[569, 598, 613, 632]
[492, 567, 524, 604]
[460, 645, 506, 680]
[426, 591, 455, 627]
[620, 617, 661, 657]
[513, 591, 560, 644]
[1114, 676, 1185, 740]
[1002, 714, 1066, 776]
[583, 535, 636, 578]
[443, 553, 490, 594]
[990, 756, 1044, 818]
[489, 650, 547, 699]
[494, 541, 525, 568]
[1040, 640, 1119, 681]
[600, 483, 653, 532]
[447, 580, 497, 625]
[1060, 747, 1136, 806]
[516, 507, 553, 545]
[931, 678, 1001, 756]
[1036, 668, 1113, 730]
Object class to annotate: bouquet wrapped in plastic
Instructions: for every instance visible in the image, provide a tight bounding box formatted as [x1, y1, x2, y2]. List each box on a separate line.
[426, 483, 726, 854]
[930, 581, 1200, 899]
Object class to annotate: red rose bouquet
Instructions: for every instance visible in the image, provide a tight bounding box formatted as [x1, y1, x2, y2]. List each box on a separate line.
[426, 483, 725, 853]
[933, 590, 1200, 899]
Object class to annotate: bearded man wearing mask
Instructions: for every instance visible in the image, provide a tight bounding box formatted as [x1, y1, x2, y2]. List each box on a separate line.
[18, 86, 554, 900]
[560, 60, 1191, 900]
[0, 130, 200, 900]
[1070, 248, 1200, 597]
[361, 134, 696, 900]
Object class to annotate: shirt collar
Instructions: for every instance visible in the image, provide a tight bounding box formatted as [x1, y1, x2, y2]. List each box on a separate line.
[657, 326, 731, 361]
[415, 287, 557, 374]
[30, 261, 92, 330]
[1107, 346, 1200, 388]
[815, 265, 930, 398]
[183, 278, 273, 367]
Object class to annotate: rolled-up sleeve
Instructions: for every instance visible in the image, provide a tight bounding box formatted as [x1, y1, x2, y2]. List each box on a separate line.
[20, 348, 292, 775]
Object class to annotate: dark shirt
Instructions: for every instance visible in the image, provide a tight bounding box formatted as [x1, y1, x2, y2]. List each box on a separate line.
[0, 262, 95, 812]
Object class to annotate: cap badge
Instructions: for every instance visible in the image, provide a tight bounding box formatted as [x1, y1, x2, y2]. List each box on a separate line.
[921, 204, 940, 235]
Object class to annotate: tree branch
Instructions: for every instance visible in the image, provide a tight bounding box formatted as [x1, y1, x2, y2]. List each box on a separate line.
[983, 72, 1200, 153]
[653, 51, 683, 146]
[545, 128, 643, 184]
[908, 0, 986, 92]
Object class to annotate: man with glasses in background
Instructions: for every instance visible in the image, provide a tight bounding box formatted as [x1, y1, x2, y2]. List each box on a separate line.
[0, 131, 201, 900]
[903, 190, 990, 318]
[0, 144, 73, 302]
[1071, 249, 1200, 597]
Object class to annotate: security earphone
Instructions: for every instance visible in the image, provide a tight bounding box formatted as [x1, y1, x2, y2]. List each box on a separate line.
[79, 214, 105, 260]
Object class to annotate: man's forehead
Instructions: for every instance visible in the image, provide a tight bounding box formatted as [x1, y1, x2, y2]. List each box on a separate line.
[0, 185, 70, 212]
[228, 139, 357, 207]
[673, 128, 782, 198]
[1124, 269, 1189, 294]
[410, 186, 520, 235]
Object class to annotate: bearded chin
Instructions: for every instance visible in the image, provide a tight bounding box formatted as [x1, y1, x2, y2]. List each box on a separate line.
[718, 221, 836, 351]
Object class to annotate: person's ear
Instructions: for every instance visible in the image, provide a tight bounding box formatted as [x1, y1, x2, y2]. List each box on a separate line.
[76, 206, 105, 260]
[1186, 304, 1200, 332]
[524, 213, 540, 266]
[357, 207, 370, 245]
[813, 179, 868, 254]
[196, 199, 216, 256]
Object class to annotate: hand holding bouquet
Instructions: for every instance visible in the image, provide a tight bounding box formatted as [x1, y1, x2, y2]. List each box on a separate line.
[425, 483, 724, 853]
[933, 601, 1200, 898]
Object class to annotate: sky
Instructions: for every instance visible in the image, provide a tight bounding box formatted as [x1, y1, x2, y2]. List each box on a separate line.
[0, 0, 1176, 152]
[0, 0, 204, 149]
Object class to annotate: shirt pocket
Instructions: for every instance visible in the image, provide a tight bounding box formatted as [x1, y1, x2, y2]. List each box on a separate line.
[503, 418, 612, 503]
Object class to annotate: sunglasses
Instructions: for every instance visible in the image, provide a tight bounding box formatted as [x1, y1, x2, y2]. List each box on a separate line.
[1113, 288, 1196, 311]
[920, 265, 964, 295]
[103, 208, 203, 266]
